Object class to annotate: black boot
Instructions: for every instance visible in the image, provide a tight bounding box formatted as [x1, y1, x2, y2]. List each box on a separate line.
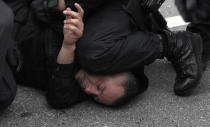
[162, 30, 203, 96]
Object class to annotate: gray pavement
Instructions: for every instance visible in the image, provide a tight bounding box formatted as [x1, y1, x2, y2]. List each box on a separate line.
[2, 60, 210, 127]
[1, 1, 210, 127]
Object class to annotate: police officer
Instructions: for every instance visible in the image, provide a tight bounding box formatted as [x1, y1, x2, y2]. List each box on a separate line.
[76, 0, 203, 96]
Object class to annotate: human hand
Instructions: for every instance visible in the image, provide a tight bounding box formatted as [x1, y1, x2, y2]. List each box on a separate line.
[62, 3, 84, 47]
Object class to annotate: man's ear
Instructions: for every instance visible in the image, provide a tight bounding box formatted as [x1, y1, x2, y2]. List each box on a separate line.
[58, 0, 66, 10]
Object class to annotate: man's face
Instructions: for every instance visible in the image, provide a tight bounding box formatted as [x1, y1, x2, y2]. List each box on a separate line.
[75, 70, 127, 105]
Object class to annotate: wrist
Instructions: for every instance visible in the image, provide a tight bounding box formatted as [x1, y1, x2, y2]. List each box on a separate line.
[63, 37, 78, 46]
[62, 43, 76, 51]
[57, 44, 76, 64]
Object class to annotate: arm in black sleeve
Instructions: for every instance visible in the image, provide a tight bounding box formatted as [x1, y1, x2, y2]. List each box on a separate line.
[44, 28, 87, 109]
[46, 62, 88, 109]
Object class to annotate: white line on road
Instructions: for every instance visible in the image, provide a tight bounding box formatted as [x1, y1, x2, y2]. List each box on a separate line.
[165, 15, 189, 28]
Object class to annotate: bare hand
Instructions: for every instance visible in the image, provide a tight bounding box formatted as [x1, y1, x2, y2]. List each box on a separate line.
[63, 3, 84, 46]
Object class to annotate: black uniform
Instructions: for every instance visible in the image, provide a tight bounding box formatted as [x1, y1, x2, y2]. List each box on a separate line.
[0, 0, 17, 111]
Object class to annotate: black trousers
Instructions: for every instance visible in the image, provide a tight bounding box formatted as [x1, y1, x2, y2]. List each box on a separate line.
[0, 0, 17, 111]
[77, 1, 163, 75]
[175, 0, 210, 61]
[187, 23, 210, 61]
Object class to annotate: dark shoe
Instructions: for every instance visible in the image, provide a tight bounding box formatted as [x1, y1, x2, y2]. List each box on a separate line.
[163, 30, 203, 96]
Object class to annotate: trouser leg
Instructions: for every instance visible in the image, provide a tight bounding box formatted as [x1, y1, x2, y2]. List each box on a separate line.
[175, 0, 210, 69]
[187, 23, 210, 64]
[0, 0, 17, 111]
[77, 1, 163, 75]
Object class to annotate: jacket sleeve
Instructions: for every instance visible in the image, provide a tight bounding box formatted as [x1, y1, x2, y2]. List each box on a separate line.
[44, 27, 88, 109]
[46, 63, 88, 109]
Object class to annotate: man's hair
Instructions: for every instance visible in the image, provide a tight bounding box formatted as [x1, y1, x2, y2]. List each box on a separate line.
[111, 72, 143, 107]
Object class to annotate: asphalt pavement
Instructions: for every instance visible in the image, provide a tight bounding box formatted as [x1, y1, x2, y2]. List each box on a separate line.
[1, 0, 210, 127]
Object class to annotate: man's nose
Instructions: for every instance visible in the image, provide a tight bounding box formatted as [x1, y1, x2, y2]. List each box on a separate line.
[84, 85, 100, 96]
